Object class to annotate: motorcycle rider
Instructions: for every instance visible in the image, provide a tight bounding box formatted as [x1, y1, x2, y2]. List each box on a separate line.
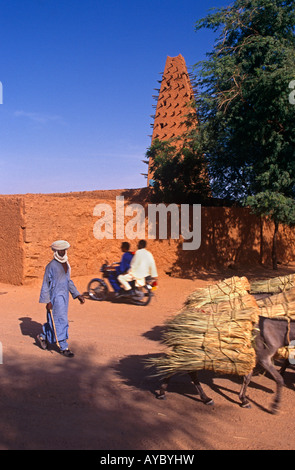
[109, 241, 133, 296]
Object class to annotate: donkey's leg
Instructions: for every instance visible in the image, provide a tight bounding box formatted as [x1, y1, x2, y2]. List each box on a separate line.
[239, 371, 253, 408]
[189, 371, 214, 405]
[259, 355, 285, 414]
[279, 359, 289, 377]
[156, 376, 170, 399]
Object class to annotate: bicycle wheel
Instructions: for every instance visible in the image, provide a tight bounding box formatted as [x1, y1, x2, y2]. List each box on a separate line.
[131, 285, 152, 306]
[87, 278, 108, 301]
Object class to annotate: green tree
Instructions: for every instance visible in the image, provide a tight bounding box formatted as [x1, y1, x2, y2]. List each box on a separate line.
[147, 134, 211, 204]
[194, 0, 295, 268]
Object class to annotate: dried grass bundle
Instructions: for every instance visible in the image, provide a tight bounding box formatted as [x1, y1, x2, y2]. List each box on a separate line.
[258, 301, 295, 320]
[257, 288, 295, 308]
[257, 288, 295, 320]
[185, 276, 251, 308]
[250, 274, 295, 294]
[148, 279, 259, 378]
[275, 347, 289, 361]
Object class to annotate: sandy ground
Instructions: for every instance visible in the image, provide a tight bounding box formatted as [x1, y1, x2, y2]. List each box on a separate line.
[1, 265, 295, 451]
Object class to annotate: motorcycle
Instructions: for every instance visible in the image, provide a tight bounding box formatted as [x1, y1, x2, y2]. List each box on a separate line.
[87, 262, 158, 306]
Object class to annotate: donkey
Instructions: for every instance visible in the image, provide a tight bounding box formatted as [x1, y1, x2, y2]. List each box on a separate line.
[157, 316, 295, 414]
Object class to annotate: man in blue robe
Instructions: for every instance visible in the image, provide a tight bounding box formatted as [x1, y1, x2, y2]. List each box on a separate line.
[37, 240, 85, 357]
[108, 242, 133, 295]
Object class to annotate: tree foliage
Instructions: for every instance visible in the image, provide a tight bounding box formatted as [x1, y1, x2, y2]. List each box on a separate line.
[146, 0, 295, 268]
[195, 0, 295, 194]
[147, 134, 211, 204]
[194, 0, 295, 268]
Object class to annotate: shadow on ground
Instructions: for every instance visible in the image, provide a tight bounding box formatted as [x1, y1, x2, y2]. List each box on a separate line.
[0, 318, 212, 450]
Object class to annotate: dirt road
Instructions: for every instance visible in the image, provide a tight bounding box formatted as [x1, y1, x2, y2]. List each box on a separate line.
[0, 268, 295, 450]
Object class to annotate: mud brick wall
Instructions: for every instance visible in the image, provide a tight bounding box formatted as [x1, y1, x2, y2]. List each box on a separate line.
[0, 196, 25, 284]
[22, 193, 138, 283]
[21, 188, 170, 283]
[0, 188, 295, 285]
[172, 207, 295, 277]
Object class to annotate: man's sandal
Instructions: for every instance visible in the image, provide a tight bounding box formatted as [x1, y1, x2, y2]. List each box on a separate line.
[37, 334, 48, 350]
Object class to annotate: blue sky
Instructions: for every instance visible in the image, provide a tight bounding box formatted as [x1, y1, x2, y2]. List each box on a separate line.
[0, 0, 229, 195]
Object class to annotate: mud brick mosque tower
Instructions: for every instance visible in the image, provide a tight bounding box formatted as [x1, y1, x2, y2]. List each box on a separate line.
[146, 54, 197, 185]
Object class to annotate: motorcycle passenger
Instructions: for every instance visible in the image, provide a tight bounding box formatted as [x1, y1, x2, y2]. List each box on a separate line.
[118, 239, 158, 295]
[109, 242, 133, 296]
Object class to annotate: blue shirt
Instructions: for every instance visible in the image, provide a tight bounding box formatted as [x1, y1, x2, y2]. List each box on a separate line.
[117, 252, 133, 275]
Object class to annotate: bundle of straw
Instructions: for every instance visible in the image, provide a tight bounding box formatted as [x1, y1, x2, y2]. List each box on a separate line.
[275, 347, 289, 361]
[257, 287, 295, 309]
[250, 274, 295, 295]
[257, 287, 295, 320]
[148, 278, 259, 378]
[185, 276, 251, 308]
[258, 301, 295, 320]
